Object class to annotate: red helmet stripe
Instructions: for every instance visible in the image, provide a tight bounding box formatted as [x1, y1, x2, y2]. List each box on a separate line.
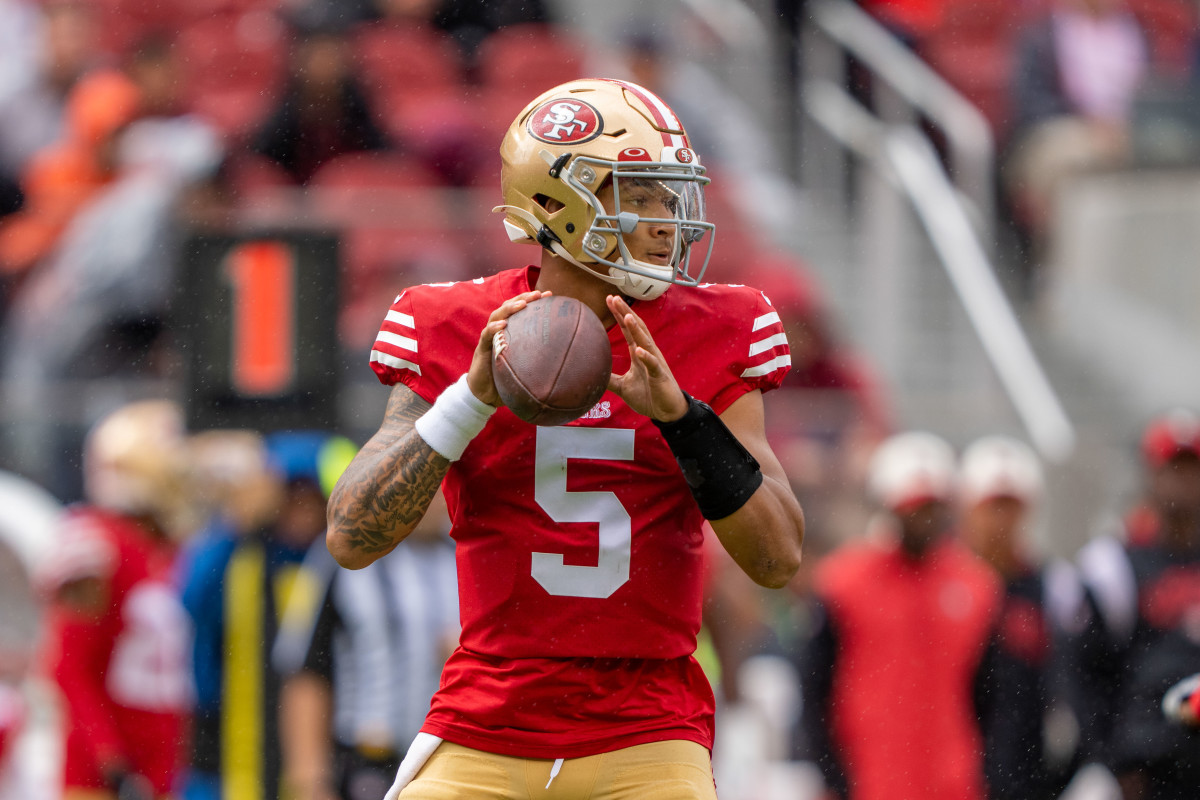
[601, 78, 690, 149]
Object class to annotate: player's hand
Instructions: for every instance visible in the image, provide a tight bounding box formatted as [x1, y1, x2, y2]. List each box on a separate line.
[467, 290, 551, 406]
[606, 295, 689, 422]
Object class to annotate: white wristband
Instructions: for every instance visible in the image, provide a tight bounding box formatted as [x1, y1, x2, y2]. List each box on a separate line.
[415, 374, 496, 461]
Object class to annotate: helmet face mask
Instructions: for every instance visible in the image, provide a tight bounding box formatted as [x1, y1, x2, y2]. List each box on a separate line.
[567, 158, 712, 292]
[497, 79, 715, 300]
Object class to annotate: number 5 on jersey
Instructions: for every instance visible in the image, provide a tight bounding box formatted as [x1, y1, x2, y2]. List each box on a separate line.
[533, 427, 635, 599]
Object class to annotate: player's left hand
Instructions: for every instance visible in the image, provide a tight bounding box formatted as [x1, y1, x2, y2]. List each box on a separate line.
[606, 295, 689, 422]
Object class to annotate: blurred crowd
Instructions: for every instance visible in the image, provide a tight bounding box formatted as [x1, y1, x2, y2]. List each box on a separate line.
[0, 0, 1199, 799]
[778, 0, 1200, 296]
[0, 0, 1194, 437]
[4, 395, 1200, 800]
[2, 0, 1193, 381]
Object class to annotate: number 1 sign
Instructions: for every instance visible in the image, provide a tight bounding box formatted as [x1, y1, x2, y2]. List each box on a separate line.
[177, 231, 340, 433]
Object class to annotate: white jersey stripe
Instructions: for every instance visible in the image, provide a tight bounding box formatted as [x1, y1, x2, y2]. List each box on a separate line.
[376, 331, 417, 352]
[749, 332, 789, 357]
[741, 354, 792, 378]
[370, 350, 422, 375]
[752, 312, 781, 332]
[385, 310, 415, 329]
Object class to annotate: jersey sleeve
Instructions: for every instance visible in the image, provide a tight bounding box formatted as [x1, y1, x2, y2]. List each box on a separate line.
[367, 283, 487, 403]
[709, 286, 791, 412]
[369, 289, 425, 394]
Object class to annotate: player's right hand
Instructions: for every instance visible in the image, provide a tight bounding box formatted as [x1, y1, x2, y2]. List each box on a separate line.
[467, 290, 551, 407]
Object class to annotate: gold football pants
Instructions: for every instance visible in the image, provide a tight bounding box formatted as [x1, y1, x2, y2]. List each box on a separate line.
[398, 739, 718, 800]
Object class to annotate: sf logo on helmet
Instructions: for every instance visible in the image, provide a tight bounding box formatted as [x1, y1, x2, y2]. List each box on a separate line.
[528, 99, 602, 144]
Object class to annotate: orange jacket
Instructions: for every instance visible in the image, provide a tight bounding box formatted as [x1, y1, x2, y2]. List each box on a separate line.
[0, 69, 141, 276]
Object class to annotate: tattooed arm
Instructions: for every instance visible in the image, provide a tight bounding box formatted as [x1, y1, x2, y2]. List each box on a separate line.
[326, 289, 550, 570]
[326, 384, 448, 569]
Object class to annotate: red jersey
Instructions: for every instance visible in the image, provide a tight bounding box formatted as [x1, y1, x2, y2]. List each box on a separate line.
[816, 538, 1001, 800]
[369, 266, 789, 757]
[41, 508, 191, 794]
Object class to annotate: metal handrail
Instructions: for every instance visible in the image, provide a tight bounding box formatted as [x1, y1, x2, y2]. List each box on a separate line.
[802, 0, 996, 238]
[885, 129, 1076, 462]
[805, 78, 1076, 462]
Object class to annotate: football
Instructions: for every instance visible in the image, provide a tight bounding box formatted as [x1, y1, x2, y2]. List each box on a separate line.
[492, 296, 612, 426]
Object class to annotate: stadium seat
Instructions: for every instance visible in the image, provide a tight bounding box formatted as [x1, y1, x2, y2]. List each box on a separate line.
[471, 88, 540, 161]
[177, 10, 287, 140]
[458, 190, 534, 276]
[353, 21, 472, 158]
[305, 151, 464, 347]
[308, 151, 447, 191]
[189, 87, 278, 143]
[475, 23, 589, 97]
[90, 0, 190, 56]
[354, 21, 466, 100]
[227, 152, 295, 195]
[181, 0, 284, 24]
[337, 220, 469, 350]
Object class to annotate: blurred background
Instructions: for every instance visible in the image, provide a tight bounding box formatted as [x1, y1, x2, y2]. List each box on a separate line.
[2, 0, 1200, 797]
[1, 0, 1196, 556]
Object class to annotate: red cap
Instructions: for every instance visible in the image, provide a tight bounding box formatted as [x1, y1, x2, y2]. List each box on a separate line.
[1142, 408, 1200, 468]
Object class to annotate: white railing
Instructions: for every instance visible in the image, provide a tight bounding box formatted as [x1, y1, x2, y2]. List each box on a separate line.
[800, 1, 1076, 462]
[801, 0, 996, 239]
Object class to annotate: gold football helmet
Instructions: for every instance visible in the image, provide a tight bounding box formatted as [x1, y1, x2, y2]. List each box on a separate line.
[83, 399, 193, 536]
[496, 78, 714, 300]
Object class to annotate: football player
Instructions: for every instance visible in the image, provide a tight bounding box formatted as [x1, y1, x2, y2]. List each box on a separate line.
[327, 78, 805, 799]
[39, 400, 195, 800]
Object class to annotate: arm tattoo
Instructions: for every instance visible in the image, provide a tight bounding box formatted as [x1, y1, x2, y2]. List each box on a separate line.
[328, 384, 450, 559]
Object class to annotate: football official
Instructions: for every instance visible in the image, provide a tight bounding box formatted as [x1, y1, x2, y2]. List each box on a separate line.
[326, 78, 805, 799]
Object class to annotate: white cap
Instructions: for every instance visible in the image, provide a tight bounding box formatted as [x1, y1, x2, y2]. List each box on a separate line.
[959, 435, 1043, 507]
[867, 431, 957, 510]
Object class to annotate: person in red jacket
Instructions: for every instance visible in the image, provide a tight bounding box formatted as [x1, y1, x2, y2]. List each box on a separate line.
[38, 399, 195, 800]
[800, 431, 1001, 800]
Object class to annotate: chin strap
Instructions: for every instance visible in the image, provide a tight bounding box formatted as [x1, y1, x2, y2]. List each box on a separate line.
[493, 204, 671, 300]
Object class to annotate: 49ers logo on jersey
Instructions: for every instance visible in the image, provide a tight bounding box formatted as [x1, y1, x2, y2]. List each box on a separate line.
[528, 98, 603, 144]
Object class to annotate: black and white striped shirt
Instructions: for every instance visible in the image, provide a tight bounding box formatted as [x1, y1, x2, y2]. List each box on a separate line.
[274, 535, 459, 750]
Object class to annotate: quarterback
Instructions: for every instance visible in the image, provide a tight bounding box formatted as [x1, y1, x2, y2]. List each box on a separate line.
[327, 78, 805, 799]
